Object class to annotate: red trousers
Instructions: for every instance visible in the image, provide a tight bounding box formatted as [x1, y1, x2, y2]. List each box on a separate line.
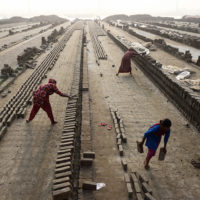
[28, 102, 55, 123]
[147, 148, 156, 160]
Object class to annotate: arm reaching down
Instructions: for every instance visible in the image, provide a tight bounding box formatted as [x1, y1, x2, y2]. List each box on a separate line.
[53, 84, 71, 98]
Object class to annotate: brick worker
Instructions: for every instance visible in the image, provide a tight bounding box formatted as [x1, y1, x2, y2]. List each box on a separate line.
[26, 78, 72, 125]
[138, 119, 172, 169]
[116, 48, 140, 76]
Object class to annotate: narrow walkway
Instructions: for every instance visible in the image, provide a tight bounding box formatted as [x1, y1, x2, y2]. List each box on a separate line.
[86, 27, 128, 200]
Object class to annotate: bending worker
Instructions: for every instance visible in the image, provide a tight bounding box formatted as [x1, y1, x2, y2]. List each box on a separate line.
[116, 47, 140, 76]
[26, 78, 71, 125]
[138, 119, 172, 169]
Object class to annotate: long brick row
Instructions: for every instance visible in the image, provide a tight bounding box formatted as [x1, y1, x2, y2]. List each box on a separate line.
[109, 106, 127, 157]
[52, 27, 84, 200]
[88, 21, 107, 61]
[0, 23, 80, 140]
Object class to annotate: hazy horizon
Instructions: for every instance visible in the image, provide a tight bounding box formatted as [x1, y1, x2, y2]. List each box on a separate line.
[0, 0, 200, 20]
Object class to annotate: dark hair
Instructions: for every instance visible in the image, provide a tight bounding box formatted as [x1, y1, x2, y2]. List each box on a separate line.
[48, 78, 57, 84]
[160, 119, 172, 127]
[129, 47, 134, 51]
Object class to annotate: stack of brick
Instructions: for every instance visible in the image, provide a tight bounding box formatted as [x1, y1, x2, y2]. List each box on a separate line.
[52, 28, 84, 200]
[109, 106, 128, 171]
[124, 171, 156, 200]
[78, 35, 96, 200]
[88, 21, 107, 61]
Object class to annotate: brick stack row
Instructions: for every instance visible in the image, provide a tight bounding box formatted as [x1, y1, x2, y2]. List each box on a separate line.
[0, 25, 76, 140]
[52, 28, 84, 200]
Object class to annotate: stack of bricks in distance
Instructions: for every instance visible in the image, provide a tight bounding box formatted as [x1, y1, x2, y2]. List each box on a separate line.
[52, 27, 83, 200]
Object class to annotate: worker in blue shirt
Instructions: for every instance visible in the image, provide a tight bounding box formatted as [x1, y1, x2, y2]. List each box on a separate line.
[138, 119, 172, 169]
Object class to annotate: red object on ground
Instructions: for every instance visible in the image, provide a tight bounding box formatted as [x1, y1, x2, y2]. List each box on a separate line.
[107, 125, 112, 130]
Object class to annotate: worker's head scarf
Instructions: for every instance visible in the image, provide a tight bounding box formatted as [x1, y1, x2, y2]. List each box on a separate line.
[129, 47, 134, 51]
[48, 78, 57, 84]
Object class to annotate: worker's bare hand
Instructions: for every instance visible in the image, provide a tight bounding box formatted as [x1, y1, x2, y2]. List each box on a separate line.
[162, 147, 167, 153]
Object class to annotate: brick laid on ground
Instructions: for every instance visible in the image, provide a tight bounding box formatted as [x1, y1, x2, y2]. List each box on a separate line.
[59, 146, 74, 151]
[80, 158, 93, 166]
[124, 173, 131, 183]
[118, 145, 124, 156]
[142, 182, 153, 195]
[61, 138, 74, 143]
[0, 126, 7, 139]
[56, 157, 71, 164]
[144, 193, 156, 200]
[82, 181, 97, 190]
[126, 183, 133, 197]
[52, 187, 71, 200]
[136, 193, 144, 200]
[53, 182, 71, 191]
[55, 171, 72, 179]
[57, 149, 72, 155]
[56, 162, 71, 169]
[83, 151, 95, 159]
[121, 133, 127, 143]
[121, 158, 127, 171]
[134, 182, 142, 194]
[57, 153, 72, 159]
[130, 173, 139, 183]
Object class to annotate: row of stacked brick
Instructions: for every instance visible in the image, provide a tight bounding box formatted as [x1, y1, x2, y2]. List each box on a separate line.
[124, 172, 156, 200]
[0, 25, 76, 140]
[107, 31, 200, 132]
[109, 106, 157, 200]
[88, 21, 107, 62]
[109, 106, 128, 168]
[109, 106, 127, 156]
[107, 23, 197, 65]
[135, 25, 200, 49]
[52, 29, 84, 200]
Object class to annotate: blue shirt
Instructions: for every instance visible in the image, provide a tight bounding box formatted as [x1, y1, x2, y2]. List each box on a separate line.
[144, 124, 170, 151]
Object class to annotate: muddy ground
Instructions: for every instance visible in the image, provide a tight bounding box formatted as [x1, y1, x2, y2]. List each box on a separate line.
[0, 22, 200, 200]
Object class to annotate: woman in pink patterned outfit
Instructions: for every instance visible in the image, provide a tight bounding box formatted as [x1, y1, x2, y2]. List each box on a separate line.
[26, 78, 71, 124]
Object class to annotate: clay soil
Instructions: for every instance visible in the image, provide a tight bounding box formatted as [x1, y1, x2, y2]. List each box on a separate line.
[0, 23, 200, 200]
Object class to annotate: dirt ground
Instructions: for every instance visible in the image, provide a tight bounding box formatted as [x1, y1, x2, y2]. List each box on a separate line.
[0, 22, 200, 200]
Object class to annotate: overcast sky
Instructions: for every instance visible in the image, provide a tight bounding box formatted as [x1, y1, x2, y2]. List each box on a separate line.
[1, 0, 200, 19]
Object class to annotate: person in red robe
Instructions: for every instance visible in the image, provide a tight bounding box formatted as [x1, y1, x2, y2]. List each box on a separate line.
[26, 78, 71, 125]
[116, 48, 140, 76]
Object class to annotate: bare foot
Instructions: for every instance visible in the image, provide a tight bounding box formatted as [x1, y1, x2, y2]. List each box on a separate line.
[144, 160, 150, 170]
[145, 165, 150, 170]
